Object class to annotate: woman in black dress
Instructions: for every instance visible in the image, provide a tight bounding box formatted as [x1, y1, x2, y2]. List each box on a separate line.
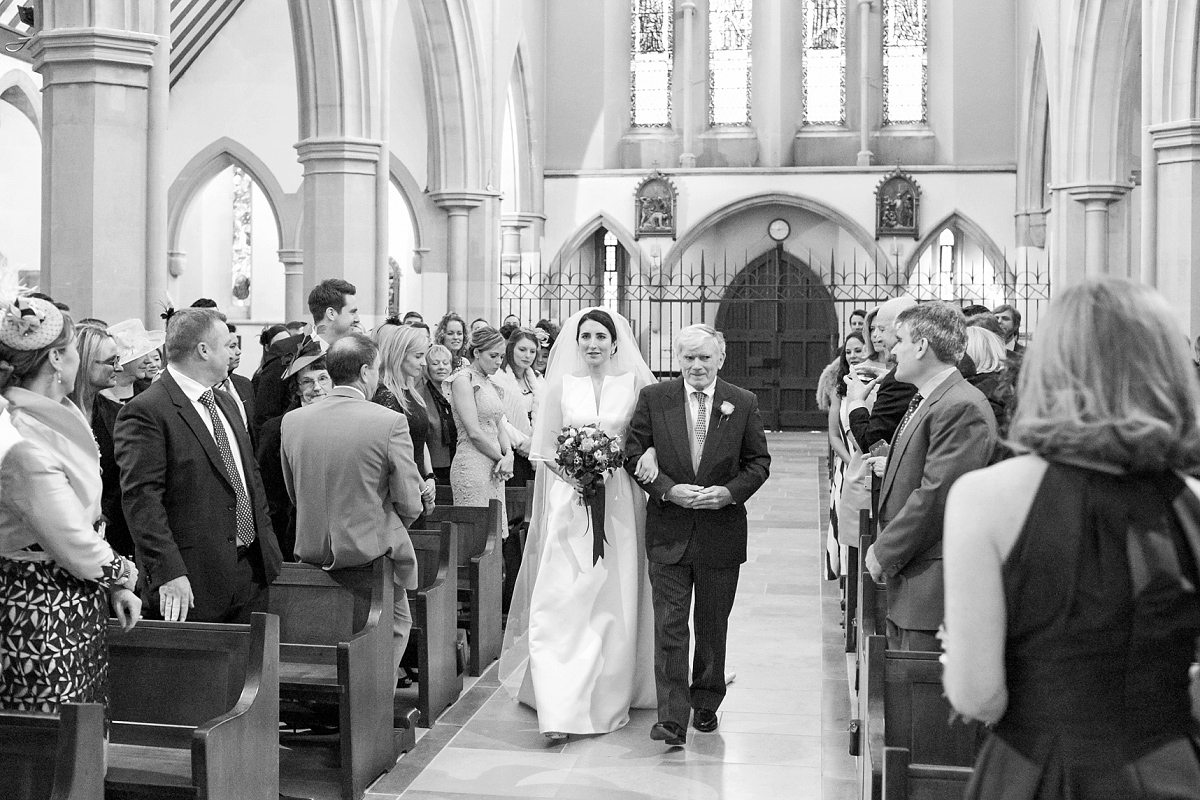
[421, 343, 457, 485]
[372, 322, 436, 519]
[943, 278, 1200, 799]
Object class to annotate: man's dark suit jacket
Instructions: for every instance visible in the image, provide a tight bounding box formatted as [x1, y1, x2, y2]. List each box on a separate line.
[251, 333, 303, 436]
[873, 371, 996, 631]
[229, 373, 256, 435]
[114, 369, 283, 621]
[625, 377, 771, 568]
[847, 367, 917, 453]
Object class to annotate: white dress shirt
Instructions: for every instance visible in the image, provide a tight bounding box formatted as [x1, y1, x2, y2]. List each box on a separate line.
[911, 366, 959, 417]
[168, 366, 250, 492]
[685, 379, 718, 468]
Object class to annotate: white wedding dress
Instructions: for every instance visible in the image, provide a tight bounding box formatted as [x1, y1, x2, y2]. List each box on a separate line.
[503, 371, 657, 733]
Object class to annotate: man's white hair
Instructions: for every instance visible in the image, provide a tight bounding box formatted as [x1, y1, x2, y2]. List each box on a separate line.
[673, 324, 725, 357]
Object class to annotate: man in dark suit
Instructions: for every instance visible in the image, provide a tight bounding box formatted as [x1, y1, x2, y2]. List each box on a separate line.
[219, 321, 255, 437]
[846, 296, 918, 453]
[626, 324, 771, 746]
[252, 279, 359, 436]
[861, 303, 996, 651]
[115, 307, 283, 623]
[994, 304, 1025, 355]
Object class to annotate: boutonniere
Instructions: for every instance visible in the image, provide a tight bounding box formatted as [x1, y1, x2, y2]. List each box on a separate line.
[716, 401, 735, 428]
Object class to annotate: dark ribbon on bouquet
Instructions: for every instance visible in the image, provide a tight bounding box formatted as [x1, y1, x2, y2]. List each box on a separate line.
[589, 481, 607, 565]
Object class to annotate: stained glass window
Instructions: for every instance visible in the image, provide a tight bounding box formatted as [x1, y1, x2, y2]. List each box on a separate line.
[631, 0, 673, 128]
[802, 0, 845, 125]
[708, 0, 752, 126]
[882, 0, 926, 124]
[231, 167, 252, 310]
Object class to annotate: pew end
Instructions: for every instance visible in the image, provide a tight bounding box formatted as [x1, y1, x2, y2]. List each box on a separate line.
[883, 746, 974, 800]
[105, 613, 280, 800]
[0, 702, 105, 800]
[406, 522, 463, 726]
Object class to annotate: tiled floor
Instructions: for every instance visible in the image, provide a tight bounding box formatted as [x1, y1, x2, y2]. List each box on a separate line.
[295, 431, 855, 800]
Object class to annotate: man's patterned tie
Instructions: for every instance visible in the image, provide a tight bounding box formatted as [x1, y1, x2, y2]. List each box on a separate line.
[694, 391, 708, 455]
[199, 389, 256, 547]
[893, 392, 924, 443]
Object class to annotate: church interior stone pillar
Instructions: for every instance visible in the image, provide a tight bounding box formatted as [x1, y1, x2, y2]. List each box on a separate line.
[1064, 183, 1129, 275]
[295, 137, 383, 322]
[277, 248, 305, 323]
[1152, 121, 1200, 331]
[32, 7, 160, 322]
[432, 192, 488, 318]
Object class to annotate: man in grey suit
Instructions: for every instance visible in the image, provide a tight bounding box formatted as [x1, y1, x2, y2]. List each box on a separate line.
[281, 333, 425, 677]
[855, 302, 996, 651]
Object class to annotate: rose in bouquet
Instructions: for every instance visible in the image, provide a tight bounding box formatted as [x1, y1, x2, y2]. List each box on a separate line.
[555, 424, 627, 564]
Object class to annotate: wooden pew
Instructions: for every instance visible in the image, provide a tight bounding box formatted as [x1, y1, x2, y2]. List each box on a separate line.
[405, 523, 462, 726]
[106, 613, 279, 800]
[884, 746, 974, 800]
[862, 635, 985, 800]
[0, 702, 104, 800]
[269, 557, 399, 800]
[427, 500, 503, 676]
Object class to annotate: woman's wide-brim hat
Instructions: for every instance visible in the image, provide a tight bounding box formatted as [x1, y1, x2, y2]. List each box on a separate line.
[108, 319, 166, 365]
[0, 296, 64, 351]
[282, 338, 326, 380]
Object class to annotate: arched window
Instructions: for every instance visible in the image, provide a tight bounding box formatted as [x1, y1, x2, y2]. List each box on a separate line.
[631, 0, 673, 127]
[905, 219, 1006, 308]
[230, 167, 253, 315]
[882, 0, 926, 125]
[708, 0, 752, 126]
[802, 0, 846, 125]
[600, 231, 625, 311]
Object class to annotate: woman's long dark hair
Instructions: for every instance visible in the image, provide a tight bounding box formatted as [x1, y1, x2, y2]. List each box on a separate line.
[835, 332, 866, 398]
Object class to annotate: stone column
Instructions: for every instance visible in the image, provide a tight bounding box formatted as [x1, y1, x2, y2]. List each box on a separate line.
[277, 248, 305, 323]
[431, 192, 488, 317]
[856, 0, 874, 166]
[678, 1, 697, 168]
[1152, 121, 1200, 330]
[1063, 183, 1129, 275]
[144, 0, 170, 327]
[499, 214, 529, 321]
[295, 137, 383, 323]
[32, 10, 160, 321]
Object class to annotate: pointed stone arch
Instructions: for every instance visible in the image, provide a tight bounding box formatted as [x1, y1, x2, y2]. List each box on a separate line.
[548, 213, 644, 276]
[167, 137, 296, 254]
[506, 44, 539, 216]
[1159, 0, 1200, 120]
[1016, 34, 1050, 246]
[388, 152, 435, 254]
[663, 192, 891, 280]
[903, 211, 1012, 286]
[0, 69, 40, 134]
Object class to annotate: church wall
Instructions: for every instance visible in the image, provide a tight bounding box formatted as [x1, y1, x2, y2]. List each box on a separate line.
[391, 5, 430, 192]
[167, 0, 303, 199]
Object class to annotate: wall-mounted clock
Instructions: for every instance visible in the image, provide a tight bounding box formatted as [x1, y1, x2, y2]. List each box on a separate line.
[768, 218, 790, 242]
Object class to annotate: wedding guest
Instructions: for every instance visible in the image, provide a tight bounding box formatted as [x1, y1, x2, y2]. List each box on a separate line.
[470, 317, 490, 334]
[217, 321, 254, 432]
[372, 323, 436, 520]
[254, 279, 359, 434]
[435, 312, 469, 371]
[994, 304, 1024, 354]
[492, 327, 544, 487]
[503, 314, 521, 328]
[69, 324, 136, 558]
[449, 327, 512, 508]
[848, 308, 867, 334]
[402, 311, 424, 325]
[846, 297, 918, 453]
[852, 302, 996, 651]
[944, 278, 1200, 797]
[255, 352, 331, 559]
[104, 319, 165, 404]
[963, 326, 1013, 439]
[116, 307, 283, 623]
[421, 344, 458, 485]
[255, 324, 291, 377]
[829, 333, 873, 566]
[282, 334, 425, 682]
[0, 296, 141, 719]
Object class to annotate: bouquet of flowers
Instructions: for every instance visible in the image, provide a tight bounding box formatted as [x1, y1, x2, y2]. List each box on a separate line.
[555, 425, 626, 564]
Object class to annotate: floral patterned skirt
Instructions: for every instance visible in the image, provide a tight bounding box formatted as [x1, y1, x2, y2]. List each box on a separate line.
[0, 557, 109, 719]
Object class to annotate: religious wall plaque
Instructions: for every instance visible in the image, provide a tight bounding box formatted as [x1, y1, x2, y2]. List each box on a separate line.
[634, 170, 677, 239]
[875, 168, 921, 239]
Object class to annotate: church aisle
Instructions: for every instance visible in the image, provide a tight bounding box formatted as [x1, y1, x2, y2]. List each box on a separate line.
[367, 432, 855, 800]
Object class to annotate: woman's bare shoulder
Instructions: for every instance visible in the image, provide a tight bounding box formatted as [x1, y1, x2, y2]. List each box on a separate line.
[948, 454, 1049, 549]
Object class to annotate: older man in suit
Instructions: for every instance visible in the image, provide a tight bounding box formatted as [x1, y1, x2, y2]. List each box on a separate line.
[625, 324, 771, 746]
[852, 302, 996, 651]
[115, 308, 283, 623]
[281, 333, 425, 677]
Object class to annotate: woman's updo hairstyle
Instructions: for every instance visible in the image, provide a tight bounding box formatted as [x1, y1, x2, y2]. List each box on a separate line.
[576, 309, 619, 353]
[466, 326, 505, 359]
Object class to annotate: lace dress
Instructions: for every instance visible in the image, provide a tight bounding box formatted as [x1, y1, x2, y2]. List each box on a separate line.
[449, 370, 506, 511]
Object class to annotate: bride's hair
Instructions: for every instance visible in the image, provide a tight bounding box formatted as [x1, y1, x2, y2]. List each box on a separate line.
[576, 309, 618, 349]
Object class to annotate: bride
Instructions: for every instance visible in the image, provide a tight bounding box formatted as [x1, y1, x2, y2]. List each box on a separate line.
[498, 307, 657, 738]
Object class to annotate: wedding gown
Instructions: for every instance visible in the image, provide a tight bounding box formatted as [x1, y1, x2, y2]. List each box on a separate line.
[508, 371, 657, 734]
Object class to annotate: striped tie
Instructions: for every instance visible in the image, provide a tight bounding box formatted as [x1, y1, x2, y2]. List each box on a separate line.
[199, 390, 256, 548]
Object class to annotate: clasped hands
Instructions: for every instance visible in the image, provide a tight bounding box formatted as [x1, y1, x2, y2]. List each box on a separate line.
[666, 483, 733, 510]
[492, 451, 515, 482]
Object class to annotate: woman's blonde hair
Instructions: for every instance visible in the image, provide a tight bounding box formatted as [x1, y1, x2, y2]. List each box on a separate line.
[1008, 278, 1200, 471]
[69, 323, 112, 420]
[424, 343, 453, 384]
[373, 323, 428, 414]
[964, 326, 1006, 375]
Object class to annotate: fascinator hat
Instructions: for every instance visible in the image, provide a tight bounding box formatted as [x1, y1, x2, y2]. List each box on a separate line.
[0, 291, 65, 352]
[108, 318, 166, 366]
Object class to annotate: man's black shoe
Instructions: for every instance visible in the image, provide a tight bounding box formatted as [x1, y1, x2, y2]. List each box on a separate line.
[650, 721, 686, 746]
[692, 708, 719, 733]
